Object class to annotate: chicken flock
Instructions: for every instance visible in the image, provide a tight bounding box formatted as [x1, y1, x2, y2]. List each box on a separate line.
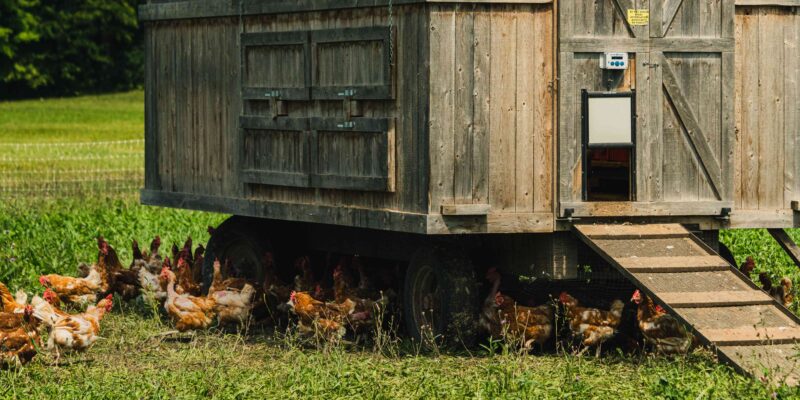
[0, 235, 390, 367]
[479, 268, 693, 356]
[0, 235, 795, 367]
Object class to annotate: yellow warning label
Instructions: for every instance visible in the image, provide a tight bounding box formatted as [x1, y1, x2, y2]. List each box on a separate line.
[627, 9, 650, 26]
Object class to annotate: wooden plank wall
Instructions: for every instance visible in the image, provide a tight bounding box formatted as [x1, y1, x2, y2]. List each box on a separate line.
[244, 6, 430, 214]
[734, 6, 799, 211]
[145, 18, 242, 197]
[428, 4, 554, 215]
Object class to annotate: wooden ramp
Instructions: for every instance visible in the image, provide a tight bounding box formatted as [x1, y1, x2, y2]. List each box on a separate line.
[574, 224, 800, 385]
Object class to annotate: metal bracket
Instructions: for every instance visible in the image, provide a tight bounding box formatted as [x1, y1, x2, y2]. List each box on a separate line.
[337, 89, 357, 97]
[338, 89, 361, 121]
[264, 90, 282, 98]
[716, 207, 732, 221]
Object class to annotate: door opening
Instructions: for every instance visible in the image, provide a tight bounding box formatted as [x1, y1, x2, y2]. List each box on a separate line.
[581, 90, 636, 202]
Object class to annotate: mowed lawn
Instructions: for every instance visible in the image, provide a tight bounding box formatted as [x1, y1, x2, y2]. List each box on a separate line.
[0, 92, 799, 398]
[0, 91, 143, 143]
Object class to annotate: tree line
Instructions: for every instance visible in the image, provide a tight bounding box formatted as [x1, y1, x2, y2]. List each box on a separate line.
[0, 0, 142, 99]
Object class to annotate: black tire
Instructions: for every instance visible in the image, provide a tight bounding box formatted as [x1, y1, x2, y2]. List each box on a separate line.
[403, 246, 480, 348]
[203, 216, 274, 293]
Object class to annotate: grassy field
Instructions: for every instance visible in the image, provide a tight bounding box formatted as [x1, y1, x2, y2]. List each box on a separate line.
[1, 92, 800, 398]
[0, 91, 144, 198]
[0, 91, 143, 143]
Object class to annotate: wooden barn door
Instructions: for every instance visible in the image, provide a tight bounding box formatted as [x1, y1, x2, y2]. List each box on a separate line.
[558, 0, 734, 217]
[645, 0, 735, 204]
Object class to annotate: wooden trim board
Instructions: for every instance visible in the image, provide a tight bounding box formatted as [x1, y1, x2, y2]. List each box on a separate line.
[139, 0, 554, 21]
[560, 201, 733, 217]
[141, 190, 554, 235]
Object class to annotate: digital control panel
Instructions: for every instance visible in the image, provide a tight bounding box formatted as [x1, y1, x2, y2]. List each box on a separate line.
[600, 52, 629, 70]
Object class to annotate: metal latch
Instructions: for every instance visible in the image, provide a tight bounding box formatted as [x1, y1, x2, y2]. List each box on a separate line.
[264, 90, 282, 98]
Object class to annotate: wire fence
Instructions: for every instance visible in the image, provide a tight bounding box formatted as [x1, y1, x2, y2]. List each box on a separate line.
[0, 139, 144, 199]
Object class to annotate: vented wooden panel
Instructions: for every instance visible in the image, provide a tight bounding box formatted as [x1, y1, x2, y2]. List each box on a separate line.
[241, 31, 311, 100]
[310, 27, 394, 100]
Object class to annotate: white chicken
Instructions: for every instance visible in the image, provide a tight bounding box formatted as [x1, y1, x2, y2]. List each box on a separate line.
[208, 260, 256, 327]
[43, 295, 114, 361]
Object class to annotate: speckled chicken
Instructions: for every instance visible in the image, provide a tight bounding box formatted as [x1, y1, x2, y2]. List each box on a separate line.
[45, 295, 114, 361]
[480, 268, 553, 348]
[559, 292, 624, 357]
[39, 262, 107, 306]
[161, 268, 216, 332]
[759, 273, 794, 308]
[98, 237, 141, 301]
[0, 305, 41, 367]
[208, 260, 256, 327]
[286, 291, 356, 343]
[631, 290, 692, 355]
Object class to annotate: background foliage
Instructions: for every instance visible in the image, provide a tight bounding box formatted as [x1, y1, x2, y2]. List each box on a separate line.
[0, 0, 142, 99]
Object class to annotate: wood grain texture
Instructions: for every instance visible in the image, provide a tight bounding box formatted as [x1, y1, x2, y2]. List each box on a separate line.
[734, 6, 799, 212]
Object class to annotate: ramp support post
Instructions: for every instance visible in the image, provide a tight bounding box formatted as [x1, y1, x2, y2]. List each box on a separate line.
[767, 229, 800, 269]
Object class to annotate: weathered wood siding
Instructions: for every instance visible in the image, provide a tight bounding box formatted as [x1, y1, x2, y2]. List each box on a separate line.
[733, 6, 799, 212]
[242, 6, 428, 214]
[427, 4, 554, 221]
[559, 0, 736, 217]
[144, 18, 242, 197]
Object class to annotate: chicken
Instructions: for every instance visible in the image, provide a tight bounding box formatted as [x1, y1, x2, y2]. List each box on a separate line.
[131, 239, 145, 266]
[479, 268, 553, 348]
[39, 263, 106, 306]
[330, 264, 386, 333]
[0, 305, 41, 367]
[293, 256, 316, 293]
[479, 268, 504, 336]
[161, 267, 216, 332]
[191, 244, 205, 290]
[31, 289, 70, 328]
[207, 260, 256, 327]
[175, 258, 201, 296]
[46, 295, 113, 360]
[263, 252, 292, 302]
[739, 256, 755, 277]
[559, 292, 624, 357]
[98, 237, 141, 301]
[142, 236, 163, 268]
[207, 259, 250, 294]
[286, 291, 356, 342]
[631, 290, 692, 355]
[759, 273, 794, 308]
[139, 257, 170, 308]
[0, 282, 25, 314]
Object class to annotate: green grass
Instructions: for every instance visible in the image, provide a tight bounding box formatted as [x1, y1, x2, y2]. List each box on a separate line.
[0, 91, 144, 198]
[0, 198, 799, 399]
[0, 91, 143, 143]
[0, 310, 783, 399]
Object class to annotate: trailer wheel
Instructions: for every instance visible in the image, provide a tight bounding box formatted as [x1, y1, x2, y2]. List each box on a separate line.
[404, 246, 479, 348]
[203, 216, 273, 292]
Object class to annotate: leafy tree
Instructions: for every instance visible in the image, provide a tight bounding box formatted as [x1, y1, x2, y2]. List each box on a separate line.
[1, 0, 144, 98]
[0, 0, 43, 89]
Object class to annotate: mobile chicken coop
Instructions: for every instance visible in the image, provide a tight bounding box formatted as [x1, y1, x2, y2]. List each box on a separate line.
[139, 0, 800, 382]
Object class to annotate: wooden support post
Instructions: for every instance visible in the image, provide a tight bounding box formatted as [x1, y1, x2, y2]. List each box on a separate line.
[768, 229, 800, 269]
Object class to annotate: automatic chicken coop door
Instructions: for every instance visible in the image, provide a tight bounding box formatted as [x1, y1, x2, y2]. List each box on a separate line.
[581, 90, 636, 202]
